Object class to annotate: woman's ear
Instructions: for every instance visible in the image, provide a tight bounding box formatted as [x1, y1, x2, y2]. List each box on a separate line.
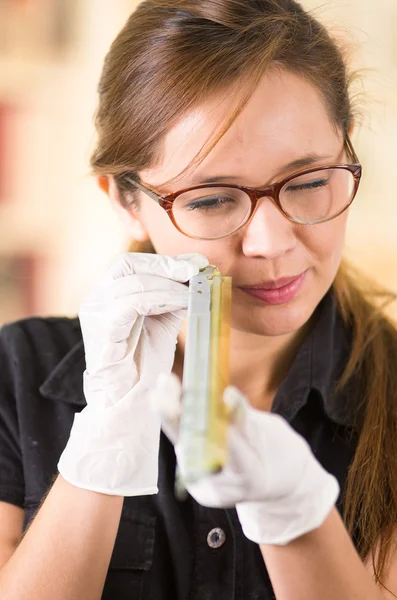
[97, 175, 150, 242]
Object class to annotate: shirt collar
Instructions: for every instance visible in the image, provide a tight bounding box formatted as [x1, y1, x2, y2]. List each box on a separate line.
[39, 289, 354, 426]
[39, 337, 87, 407]
[272, 288, 354, 427]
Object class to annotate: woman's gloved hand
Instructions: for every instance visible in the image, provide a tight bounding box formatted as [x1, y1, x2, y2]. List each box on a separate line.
[57, 252, 209, 496]
[153, 373, 340, 546]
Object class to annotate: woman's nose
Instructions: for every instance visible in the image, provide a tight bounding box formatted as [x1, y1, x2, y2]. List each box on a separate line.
[241, 197, 297, 259]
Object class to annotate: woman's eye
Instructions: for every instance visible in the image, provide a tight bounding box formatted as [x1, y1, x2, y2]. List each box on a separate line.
[184, 196, 235, 211]
[286, 179, 329, 193]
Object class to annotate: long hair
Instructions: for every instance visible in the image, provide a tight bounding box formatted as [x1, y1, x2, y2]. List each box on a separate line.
[333, 261, 397, 590]
[90, 1, 397, 591]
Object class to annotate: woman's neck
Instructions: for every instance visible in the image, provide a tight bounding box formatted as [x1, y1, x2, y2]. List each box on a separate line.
[174, 318, 311, 412]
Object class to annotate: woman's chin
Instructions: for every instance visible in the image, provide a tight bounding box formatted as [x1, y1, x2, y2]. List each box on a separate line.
[231, 293, 318, 337]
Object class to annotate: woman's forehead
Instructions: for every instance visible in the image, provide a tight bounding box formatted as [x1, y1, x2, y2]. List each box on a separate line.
[140, 69, 341, 190]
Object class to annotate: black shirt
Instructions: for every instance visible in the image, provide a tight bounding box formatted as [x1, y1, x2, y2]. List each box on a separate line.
[0, 289, 359, 600]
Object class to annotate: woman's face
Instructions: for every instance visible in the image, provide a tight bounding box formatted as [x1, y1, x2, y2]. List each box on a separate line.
[124, 69, 350, 337]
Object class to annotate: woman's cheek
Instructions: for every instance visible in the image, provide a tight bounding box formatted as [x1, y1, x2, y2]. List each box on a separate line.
[304, 215, 348, 280]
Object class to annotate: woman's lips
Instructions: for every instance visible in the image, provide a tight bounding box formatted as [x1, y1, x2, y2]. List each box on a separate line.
[237, 270, 308, 305]
[240, 273, 305, 290]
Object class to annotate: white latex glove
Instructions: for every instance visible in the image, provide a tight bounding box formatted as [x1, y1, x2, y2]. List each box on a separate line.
[153, 373, 340, 546]
[57, 252, 209, 496]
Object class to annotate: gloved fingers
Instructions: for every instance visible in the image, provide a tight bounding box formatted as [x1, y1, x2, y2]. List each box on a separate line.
[186, 471, 248, 508]
[79, 292, 188, 342]
[94, 274, 191, 302]
[102, 252, 209, 285]
[128, 291, 190, 316]
[150, 372, 182, 446]
[81, 289, 189, 326]
[180, 427, 261, 508]
[223, 386, 289, 442]
[223, 385, 251, 426]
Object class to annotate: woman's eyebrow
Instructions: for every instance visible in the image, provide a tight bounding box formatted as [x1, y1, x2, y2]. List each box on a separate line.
[190, 153, 333, 185]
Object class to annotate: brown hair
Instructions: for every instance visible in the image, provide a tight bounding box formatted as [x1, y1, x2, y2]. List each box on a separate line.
[90, 0, 397, 592]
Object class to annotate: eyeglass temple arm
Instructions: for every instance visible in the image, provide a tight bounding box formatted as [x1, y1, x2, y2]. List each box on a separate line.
[124, 177, 162, 204]
[345, 134, 360, 165]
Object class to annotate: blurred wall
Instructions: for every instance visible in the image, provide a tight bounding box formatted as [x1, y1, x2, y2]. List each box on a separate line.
[0, 0, 396, 325]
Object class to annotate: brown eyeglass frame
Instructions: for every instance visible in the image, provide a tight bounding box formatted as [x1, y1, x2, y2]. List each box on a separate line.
[124, 135, 362, 241]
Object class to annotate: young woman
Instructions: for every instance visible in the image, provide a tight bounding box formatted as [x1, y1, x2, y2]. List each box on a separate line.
[1, 1, 397, 599]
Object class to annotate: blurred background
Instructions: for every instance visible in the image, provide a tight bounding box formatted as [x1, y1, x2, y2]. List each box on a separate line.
[0, 0, 396, 325]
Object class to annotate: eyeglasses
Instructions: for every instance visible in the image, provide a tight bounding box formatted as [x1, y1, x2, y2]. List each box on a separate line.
[124, 136, 362, 241]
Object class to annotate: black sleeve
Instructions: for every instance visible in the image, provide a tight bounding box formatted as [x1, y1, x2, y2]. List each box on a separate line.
[0, 324, 25, 508]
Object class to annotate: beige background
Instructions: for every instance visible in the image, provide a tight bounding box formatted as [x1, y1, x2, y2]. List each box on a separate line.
[0, 0, 396, 324]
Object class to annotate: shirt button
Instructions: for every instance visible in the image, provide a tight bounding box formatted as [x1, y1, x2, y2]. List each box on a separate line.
[207, 527, 226, 549]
